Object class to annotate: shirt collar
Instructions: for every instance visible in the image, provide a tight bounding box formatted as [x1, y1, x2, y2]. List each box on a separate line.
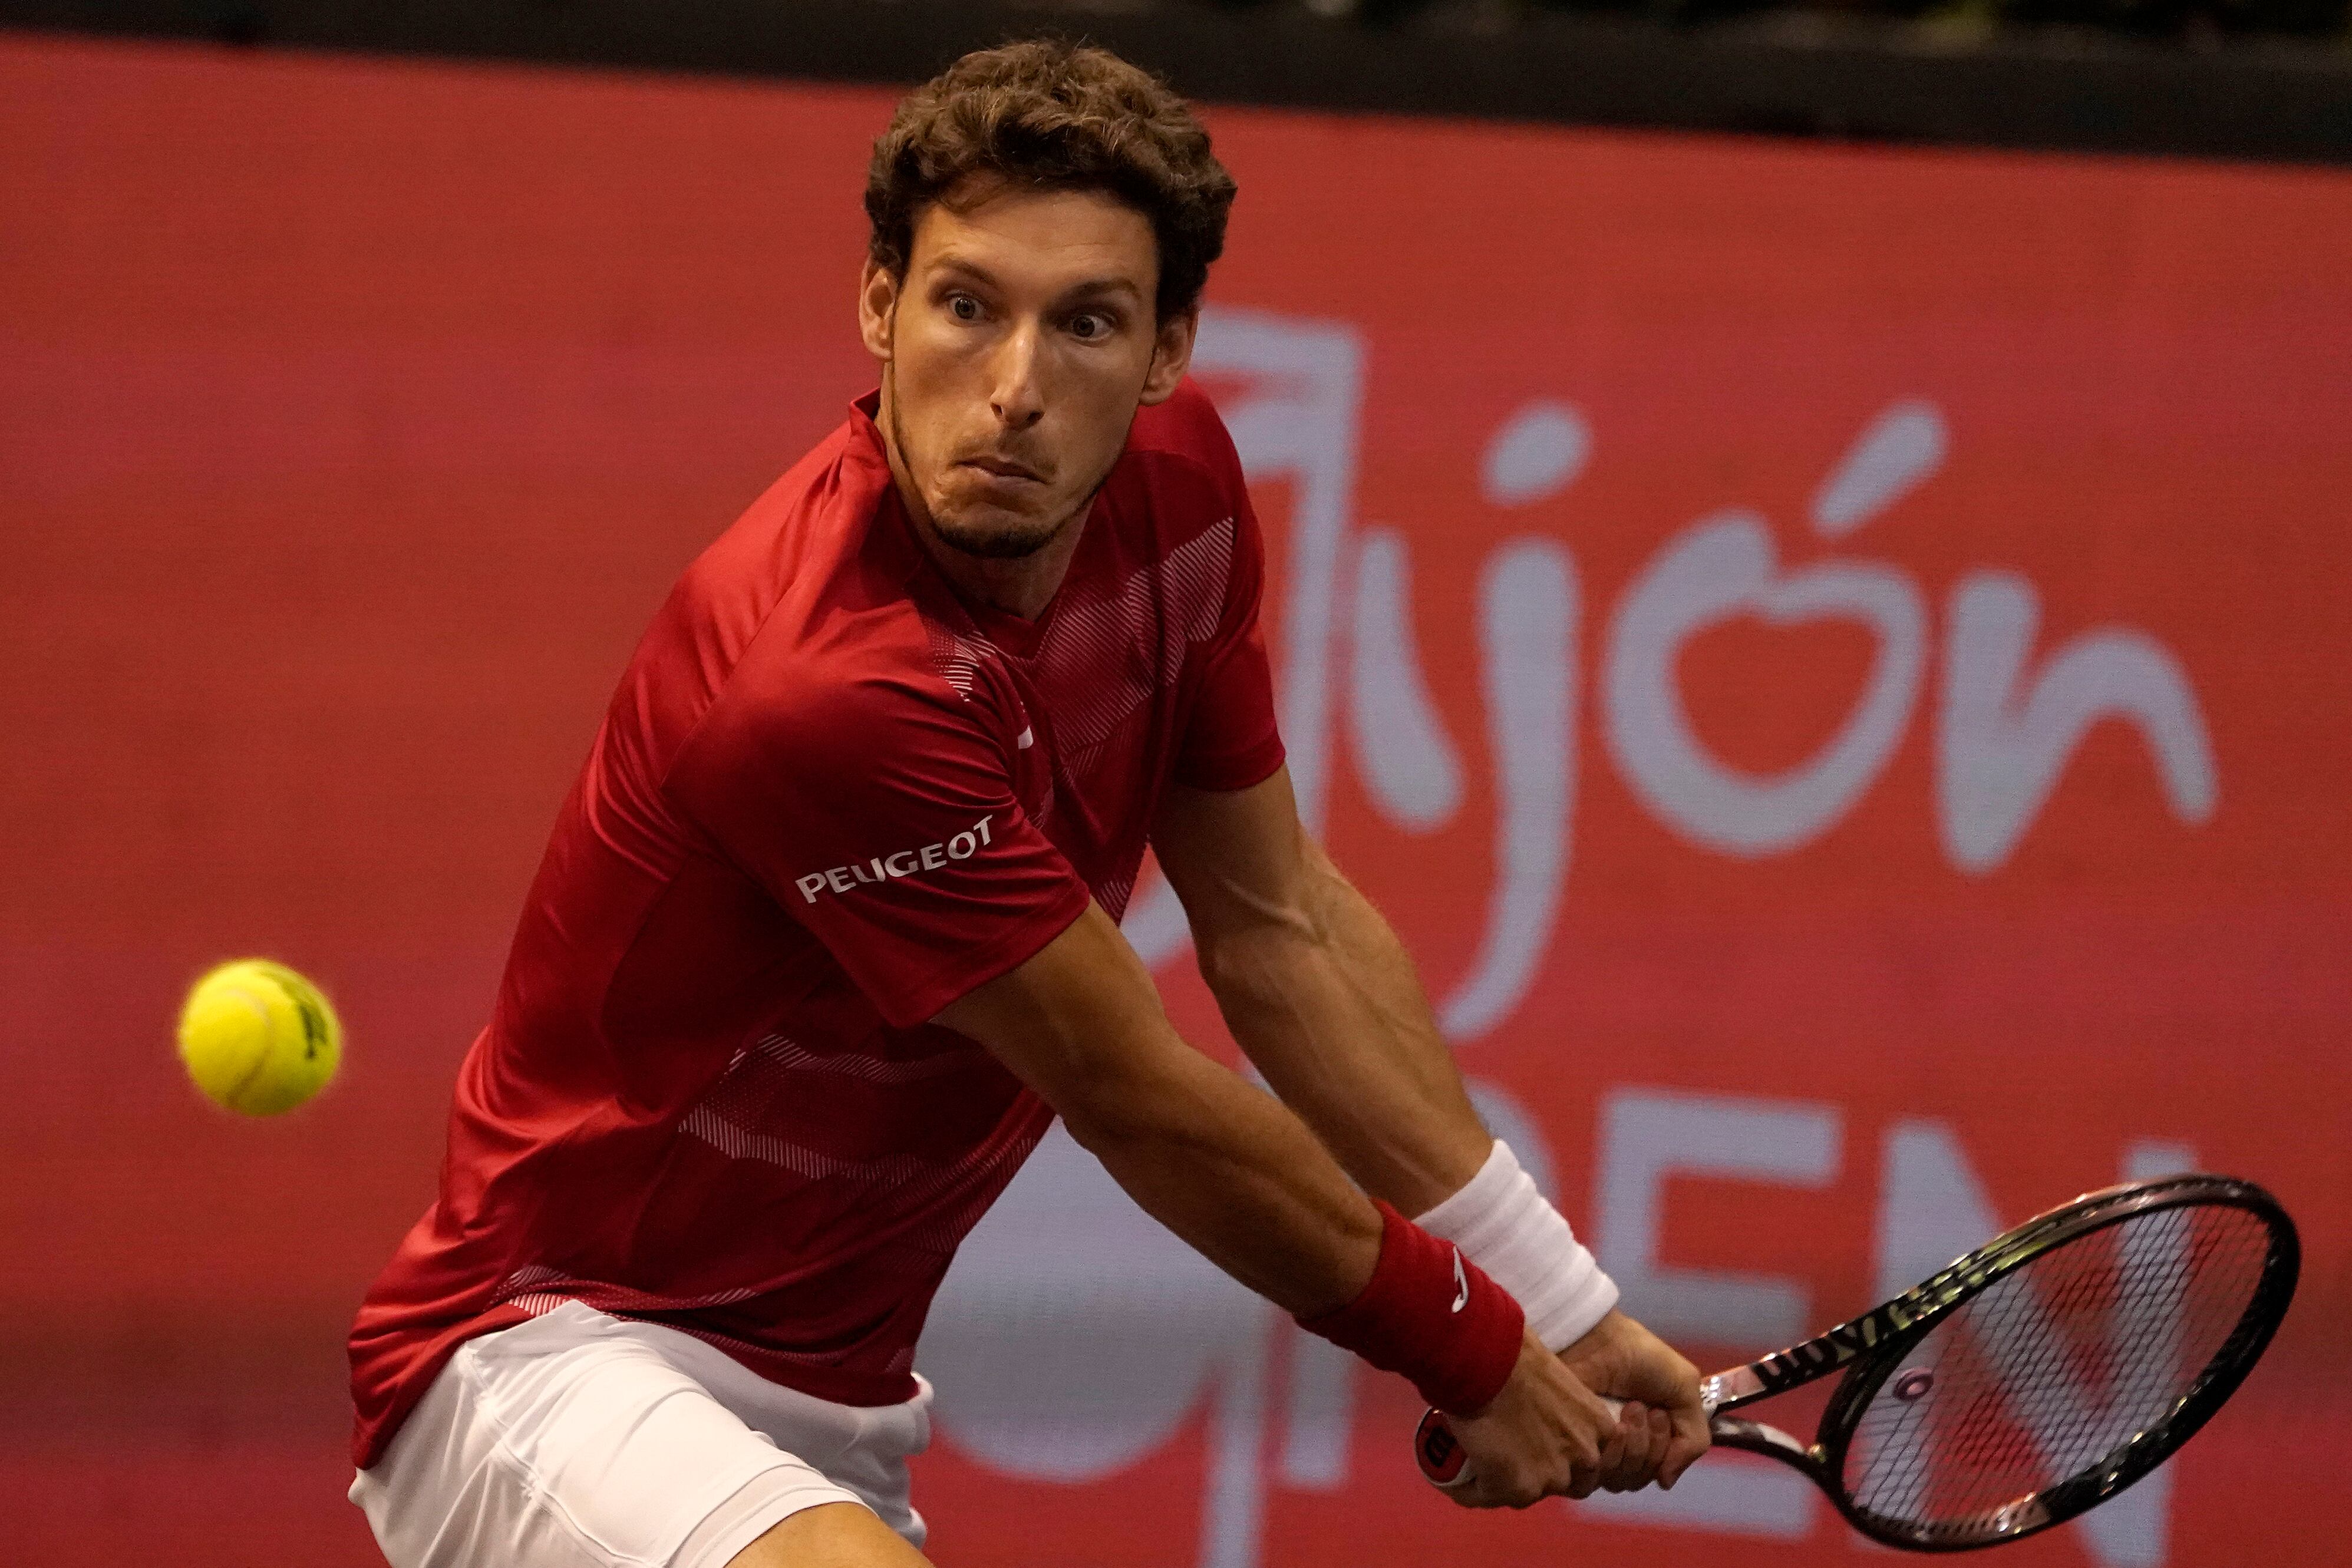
[850, 388, 884, 443]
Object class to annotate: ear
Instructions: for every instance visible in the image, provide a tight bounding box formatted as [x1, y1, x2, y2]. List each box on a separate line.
[1138, 308, 1198, 407]
[859, 259, 900, 362]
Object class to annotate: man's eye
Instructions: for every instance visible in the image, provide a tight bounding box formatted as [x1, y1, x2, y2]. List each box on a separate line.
[1070, 313, 1110, 340]
[948, 295, 981, 322]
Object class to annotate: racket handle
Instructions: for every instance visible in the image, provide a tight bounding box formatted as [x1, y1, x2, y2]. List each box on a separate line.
[1414, 1399, 1628, 1488]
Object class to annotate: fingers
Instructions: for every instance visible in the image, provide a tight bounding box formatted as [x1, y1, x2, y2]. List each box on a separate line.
[1555, 1308, 1711, 1493]
[1447, 1407, 1677, 1508]
[1439, 1333, 1637, 1510]
[1556, 1413, 1605, 1503]
[1659, 1398, 1713, 1489]
[1588, 1404, 1635, 1497]
[1571, 1410, 1624, 1501]
[1600, 1403, 1657, 1493]
[1591, 1401, 1675, 1494]
[1443, 1424, 1606, 1510]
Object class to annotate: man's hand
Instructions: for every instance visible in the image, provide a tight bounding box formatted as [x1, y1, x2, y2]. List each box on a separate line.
[1555, 1309, 1711, 1490]
[1441, 1329, 1618, 1507]
[1439, 1312, 1710, 1507]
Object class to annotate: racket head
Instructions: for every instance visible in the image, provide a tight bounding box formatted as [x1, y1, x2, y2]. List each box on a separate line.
[1806, 1174, 2298, 1552]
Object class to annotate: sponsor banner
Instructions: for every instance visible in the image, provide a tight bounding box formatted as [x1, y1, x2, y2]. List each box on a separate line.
[2, 35, 2346, 1567]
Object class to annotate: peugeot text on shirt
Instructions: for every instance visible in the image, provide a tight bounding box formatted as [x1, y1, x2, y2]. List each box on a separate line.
[796, 814, 998, 903]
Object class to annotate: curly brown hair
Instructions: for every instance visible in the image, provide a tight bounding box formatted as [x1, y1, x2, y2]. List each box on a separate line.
[865, 40, 1238, 322]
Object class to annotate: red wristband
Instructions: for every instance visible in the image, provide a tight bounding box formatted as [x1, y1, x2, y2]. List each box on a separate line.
[1295, 1200, 1525, 1416]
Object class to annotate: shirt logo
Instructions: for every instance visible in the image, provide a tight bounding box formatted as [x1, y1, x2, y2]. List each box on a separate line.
[1451, 1248, 1469, 1314]
[796, 814, 996, 905]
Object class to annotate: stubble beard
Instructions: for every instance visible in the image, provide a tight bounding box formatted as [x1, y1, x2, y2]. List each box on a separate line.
[885, 369, 1091, 562]
[926, 504, 1068, 561]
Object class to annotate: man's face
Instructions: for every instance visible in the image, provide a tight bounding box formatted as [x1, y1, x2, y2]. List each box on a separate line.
[860, 179, 1195, 562]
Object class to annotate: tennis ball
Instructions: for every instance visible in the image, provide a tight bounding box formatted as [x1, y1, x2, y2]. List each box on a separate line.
[176, 958, 342, 1116]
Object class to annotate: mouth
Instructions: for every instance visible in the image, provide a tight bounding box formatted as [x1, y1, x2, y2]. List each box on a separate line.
[956, 454, 1048, 485]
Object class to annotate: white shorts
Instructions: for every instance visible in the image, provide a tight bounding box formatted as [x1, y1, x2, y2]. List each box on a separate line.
[350, 1301, 931, 1568]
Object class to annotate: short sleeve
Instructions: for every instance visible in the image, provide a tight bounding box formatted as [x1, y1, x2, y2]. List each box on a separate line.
[675, 672, 1091, 1029]
[1175, 463, 1286, 792]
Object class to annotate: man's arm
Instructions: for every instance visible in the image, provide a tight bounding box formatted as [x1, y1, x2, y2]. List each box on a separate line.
[939, 899, 1378, 1316]
[1152, 764, 1708, 1486]
[935, 900, 1629, 1506]
[1151, 765, 1487, 1213]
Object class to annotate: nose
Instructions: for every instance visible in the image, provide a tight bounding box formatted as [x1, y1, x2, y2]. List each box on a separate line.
[987, 319, 1046, 433]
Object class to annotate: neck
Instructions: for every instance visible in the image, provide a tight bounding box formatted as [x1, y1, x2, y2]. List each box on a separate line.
[879, 384, 1088, 623]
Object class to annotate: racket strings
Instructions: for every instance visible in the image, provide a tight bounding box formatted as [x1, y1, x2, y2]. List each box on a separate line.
[1841, 1204, 2274, 1545]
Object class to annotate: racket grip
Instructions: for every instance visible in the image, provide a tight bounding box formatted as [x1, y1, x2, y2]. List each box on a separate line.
[1413, 1399, 1627, 1488]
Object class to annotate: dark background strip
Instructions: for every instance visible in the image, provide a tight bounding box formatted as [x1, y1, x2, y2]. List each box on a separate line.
[4, 0, 2351, 166]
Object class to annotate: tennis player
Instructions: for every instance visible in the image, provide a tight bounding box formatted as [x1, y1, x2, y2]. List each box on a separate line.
[348, 39, 1708, 1568]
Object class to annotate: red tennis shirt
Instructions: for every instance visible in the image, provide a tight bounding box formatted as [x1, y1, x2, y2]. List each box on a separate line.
[348, 382, 1284, 1468]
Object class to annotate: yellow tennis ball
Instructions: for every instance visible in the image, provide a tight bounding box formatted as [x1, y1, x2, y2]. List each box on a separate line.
[176, 958, 342, 1116]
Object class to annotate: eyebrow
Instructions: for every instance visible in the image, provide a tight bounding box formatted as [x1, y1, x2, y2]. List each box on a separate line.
[928, 255, 1145, 308]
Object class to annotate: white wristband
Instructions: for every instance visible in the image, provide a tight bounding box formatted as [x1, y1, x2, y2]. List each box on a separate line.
[1414, 1140, 1618, 1352]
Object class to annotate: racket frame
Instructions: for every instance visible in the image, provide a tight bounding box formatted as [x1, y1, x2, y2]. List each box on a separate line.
[1700, 1173, 2300, 1551]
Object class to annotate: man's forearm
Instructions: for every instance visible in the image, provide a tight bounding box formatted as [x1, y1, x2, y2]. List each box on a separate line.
[939, 902, 1534, 1422]
[1195, 845, 1622, 1352]
[1154, 770, 1622, 1356]
[1061, 1024, 1386, 1317]
[1193, 838, 1492, 1214]
[938, 901, 1381, 1318]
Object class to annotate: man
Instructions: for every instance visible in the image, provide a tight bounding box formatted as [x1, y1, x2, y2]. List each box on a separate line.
[349, 39, 1708, 1568]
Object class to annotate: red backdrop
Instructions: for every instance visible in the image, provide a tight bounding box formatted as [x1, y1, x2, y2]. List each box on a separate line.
[2, 32, 2346, 1567]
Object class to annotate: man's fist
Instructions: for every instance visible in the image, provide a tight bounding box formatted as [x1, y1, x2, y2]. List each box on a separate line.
[1425, 1310, 1710, 1506]
[1440, 1329, 1619, 1507]
[1555, 1309, 1710, 1490]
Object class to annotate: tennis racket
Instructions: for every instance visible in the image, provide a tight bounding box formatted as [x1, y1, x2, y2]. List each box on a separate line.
[1414, 1173, 2297, 1551]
